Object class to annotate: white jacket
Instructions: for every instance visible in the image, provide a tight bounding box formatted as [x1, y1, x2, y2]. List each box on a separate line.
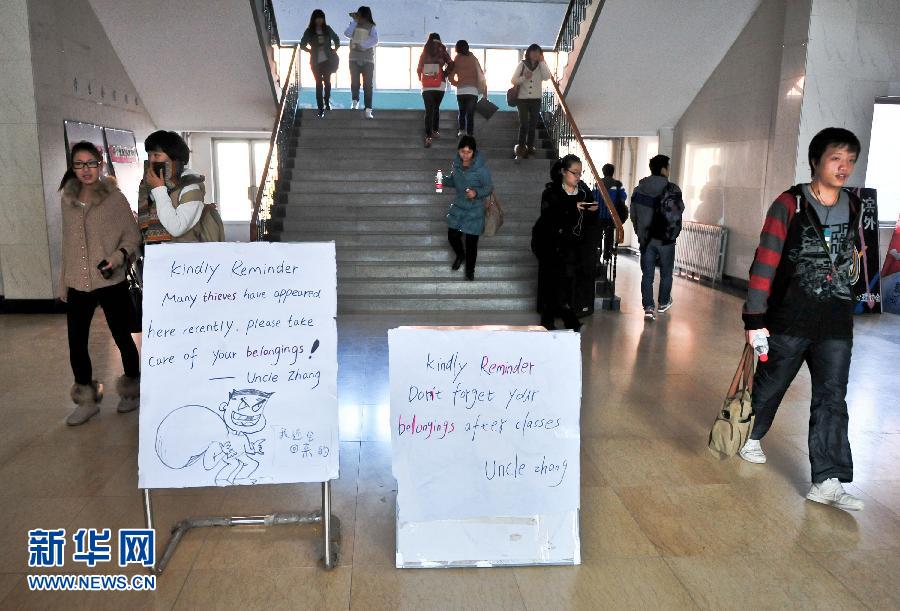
[511, 60, 551, 100]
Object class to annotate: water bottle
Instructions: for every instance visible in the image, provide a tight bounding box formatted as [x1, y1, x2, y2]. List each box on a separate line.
[751, 331, 769, 362]
[435, 170, 443, 193]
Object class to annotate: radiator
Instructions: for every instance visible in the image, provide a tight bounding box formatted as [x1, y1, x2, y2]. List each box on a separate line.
[675, 222, 728, 284]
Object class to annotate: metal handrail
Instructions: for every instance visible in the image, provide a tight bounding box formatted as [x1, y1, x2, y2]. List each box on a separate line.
[555, 0, 592, 52]
[543, 76, 624, 244]
[250, 44, 300, 241]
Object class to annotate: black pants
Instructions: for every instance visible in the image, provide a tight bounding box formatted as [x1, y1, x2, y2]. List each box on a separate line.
[313, 61, 332, 111]
[67, 282, 140, 385]
[600, 220, 616, 261]
[422, 90, 445, 136]
[350, 61, 374, 109]
[457, 95, 477, 135]
[447, 228, 479, 273]
[537, 256, 580, 329]
[516, 98, 542, 147]
[750, 334, 854, 483]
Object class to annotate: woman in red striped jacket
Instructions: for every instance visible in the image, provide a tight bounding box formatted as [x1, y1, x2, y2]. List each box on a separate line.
[739, 127, 864, 512]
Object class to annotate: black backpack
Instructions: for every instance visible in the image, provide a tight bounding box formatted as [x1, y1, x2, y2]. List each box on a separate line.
[650, 183, 684, 241]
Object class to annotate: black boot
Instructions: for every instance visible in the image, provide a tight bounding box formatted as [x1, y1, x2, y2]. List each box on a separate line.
[451, 255, 464, 271]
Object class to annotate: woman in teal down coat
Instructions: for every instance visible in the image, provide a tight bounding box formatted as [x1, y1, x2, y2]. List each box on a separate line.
[444, 135, 493, 281]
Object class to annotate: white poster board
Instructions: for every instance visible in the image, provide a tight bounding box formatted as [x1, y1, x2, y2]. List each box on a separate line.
[389, 327, 582, 567]
[138, 242, 339, 489]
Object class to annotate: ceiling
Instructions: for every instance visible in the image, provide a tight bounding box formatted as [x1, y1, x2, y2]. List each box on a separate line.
[274, 0, 569, 47]
[88, 0, 277, 132]
[565, 0, 764, 136]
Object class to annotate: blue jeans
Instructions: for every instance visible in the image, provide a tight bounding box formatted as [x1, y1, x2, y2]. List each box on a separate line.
[639, 239, 675, 308]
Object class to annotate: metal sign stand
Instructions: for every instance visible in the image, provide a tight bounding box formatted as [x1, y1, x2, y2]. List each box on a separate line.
[141, 481, 339, 574]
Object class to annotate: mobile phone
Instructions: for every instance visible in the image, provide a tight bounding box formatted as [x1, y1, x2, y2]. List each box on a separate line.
[97, 260, 113, 279]
[152, 161, 167, 176]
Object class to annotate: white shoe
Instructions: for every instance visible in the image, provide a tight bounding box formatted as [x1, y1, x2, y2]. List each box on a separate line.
[644, 307, 655, 321]
[658, 300, 673, 313]
[365, 108, 374, 119]
[807, 478, 864, 511]
[457, 130, 465, 138]
[739, 439, 766, 464]
[350, 100, 359, 110]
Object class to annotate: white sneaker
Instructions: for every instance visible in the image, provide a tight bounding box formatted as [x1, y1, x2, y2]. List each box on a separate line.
[457, 130, 465, 138]
[350, 100, 359, 110]
[644, 307, 655, 321]
[807, 478, 864, 511]
[365, 108, 374, 119]
[739, 439, 766, 464]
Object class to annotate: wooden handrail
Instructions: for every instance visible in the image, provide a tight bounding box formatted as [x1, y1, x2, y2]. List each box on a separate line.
[250, 44, 298, 241]
[548, 75, 625, 244]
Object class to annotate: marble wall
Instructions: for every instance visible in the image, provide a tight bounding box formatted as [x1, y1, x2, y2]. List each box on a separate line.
[27, 0, 158, 299]
[795, 0, 900, 185]
[673, 0, 804, 279]
[0, 0, 51, 299]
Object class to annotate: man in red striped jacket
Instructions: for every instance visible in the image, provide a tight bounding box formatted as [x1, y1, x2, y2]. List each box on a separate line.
[739, 128, 865, 512]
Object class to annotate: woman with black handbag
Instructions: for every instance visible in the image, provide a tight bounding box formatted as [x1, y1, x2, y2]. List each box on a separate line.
[58, 142, 142, 425]
[300, 9, 341, 118]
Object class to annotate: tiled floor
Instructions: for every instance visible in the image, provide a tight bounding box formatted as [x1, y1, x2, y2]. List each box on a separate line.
[1, 258, 898, 609]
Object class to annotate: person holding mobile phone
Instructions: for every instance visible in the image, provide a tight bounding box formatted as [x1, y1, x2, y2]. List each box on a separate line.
[531, 154, 596, 330]
[344, 6, 378, 118]
[511, 43, 551, 161]
[138, 130, 208, 244]
[58, 141, 142, 425]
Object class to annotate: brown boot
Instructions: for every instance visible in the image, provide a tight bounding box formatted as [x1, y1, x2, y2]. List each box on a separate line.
[67, 380, 103, 426]
[116, 375, 140, 413]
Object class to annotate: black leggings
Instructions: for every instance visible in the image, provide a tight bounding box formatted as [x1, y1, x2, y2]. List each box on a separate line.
[457, 95, 477, 135]
[447, 228, 479, 273]
[67, 282, 140, 385]
[313, 60, 332, 110]
[750, 334, 853, 483]
[516, 98, 542, 147]
[422, 90, 445, 136]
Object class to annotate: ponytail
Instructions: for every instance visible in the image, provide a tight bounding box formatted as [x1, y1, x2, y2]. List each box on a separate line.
[551, 154, 581, 185]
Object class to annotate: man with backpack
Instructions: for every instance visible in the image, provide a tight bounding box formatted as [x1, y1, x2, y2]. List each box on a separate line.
[630, 154, 684, 320]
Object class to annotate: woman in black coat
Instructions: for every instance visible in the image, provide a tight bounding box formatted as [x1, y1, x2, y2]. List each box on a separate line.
[532, 154, 598, 330]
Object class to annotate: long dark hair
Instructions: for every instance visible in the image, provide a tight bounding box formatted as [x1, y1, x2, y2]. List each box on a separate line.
[455, 40, 470, 56]
[59, 141, 103, 191]
[354, 6, 375, 26]
[307, 9, 327, 32]
[551, 154, 581, 185]
[524, 43, 543, 63]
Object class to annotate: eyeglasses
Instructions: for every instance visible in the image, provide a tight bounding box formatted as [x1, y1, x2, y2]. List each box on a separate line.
[565, 169, 583, 177]
[72, 161, 101, 169]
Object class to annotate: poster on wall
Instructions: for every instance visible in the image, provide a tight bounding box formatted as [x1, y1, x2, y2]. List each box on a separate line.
[852, 188, 881, 314]
[881, 215, 900, 316]
[137, 241, 340, 489]
[63, 120, 109, 168]
[104, 128, 142, 214]
[389, 327, 582, 567]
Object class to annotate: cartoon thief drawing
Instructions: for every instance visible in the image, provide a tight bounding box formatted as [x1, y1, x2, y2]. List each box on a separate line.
[154, 389, 274, 486]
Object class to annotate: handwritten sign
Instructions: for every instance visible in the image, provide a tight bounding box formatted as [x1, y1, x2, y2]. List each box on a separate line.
[389, 328, 581, 523]
[138, 242, 339, 488]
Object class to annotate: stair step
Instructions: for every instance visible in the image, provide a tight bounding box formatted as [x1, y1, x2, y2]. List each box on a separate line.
[274, 232, 528, 248]
[287, 158, 554, 172]
[338, 294, 536, 312]
[278, 169, 548, 183]
[339, 262, 536, 280]
[335, 246, 534, 263]
[276, 180, 545, 195]
[337, 277, 536, 296]
[293, 138, 551, 153]
[273, 204, 540, 221]
[295, 125, 546, 138]
[273, 219, 535, 234]
[279, 192, 542, 206]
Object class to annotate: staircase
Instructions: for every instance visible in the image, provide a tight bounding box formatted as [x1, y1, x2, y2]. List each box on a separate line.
[269, 109, 556, 312]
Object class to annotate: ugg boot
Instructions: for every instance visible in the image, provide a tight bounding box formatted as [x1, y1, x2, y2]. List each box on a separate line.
[116, 375, 140, 413]
[67, 381, 103, 426]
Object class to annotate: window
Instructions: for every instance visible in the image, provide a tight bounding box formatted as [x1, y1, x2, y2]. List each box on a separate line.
[484, 49, 521, 92]
[213, 139, 269, 222]
[867, 102, 900, 223]
[375, 47, 412, 89]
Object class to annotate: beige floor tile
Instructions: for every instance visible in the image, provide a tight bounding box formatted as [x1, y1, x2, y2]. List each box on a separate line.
[0, 569, 187, 611]
[853, 480, 900, 515]
[666, 549, 865, 610]
[351, 564, 526, 611]
[0, 573, 21, 602]
[352, 490, 397, 567]
[579, 487, 658, 560]
[617, 483, 799, 557]
[0, 497, 89, 573]
[585, 437, 729, 487]
[0, 443, 133, 499]
[174, 566, 350, 610]
[513, 558, 697, 610]
[810, 549, 900, 609]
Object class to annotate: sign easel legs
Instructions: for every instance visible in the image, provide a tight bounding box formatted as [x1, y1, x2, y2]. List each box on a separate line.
[141, 481, 339, 575]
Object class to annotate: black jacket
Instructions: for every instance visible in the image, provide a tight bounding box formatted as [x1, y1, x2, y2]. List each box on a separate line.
[531, 180, 596, 261]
